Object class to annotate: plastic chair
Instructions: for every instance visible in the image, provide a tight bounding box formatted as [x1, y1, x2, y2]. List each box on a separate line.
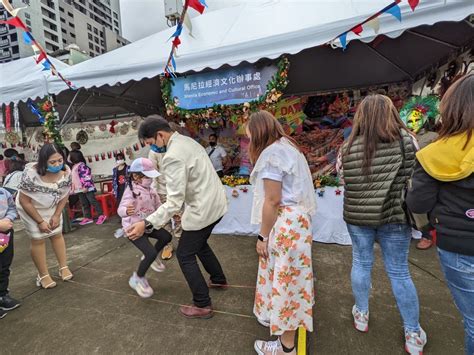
[100, 181, 113, 194]
[95, 192, 117, 218]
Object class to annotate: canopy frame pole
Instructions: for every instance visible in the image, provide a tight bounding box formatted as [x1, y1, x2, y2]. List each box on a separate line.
[59, 88, 81, 126]
[363, 43, 414, 80]
[58, 94, 92, 130]
[407, 30, 459, 49]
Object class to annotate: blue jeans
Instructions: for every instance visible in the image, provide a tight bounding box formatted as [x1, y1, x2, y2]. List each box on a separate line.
[347, 223, 421, 332]
[438, 248, 474, 355]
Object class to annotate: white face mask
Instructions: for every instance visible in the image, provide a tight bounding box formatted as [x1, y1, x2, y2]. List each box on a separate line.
[116, 160, 125, 166]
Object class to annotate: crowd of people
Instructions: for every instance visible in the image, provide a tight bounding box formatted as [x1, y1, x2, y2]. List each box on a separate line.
[0, 73, 472, 354]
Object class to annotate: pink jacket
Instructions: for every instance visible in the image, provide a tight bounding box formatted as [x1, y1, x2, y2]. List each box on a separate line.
[117, 182, 161, 230]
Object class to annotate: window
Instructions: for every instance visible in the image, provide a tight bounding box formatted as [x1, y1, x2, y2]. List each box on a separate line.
[70, 33, 76, 38]
[63, 39, 67, 44]
[10, 33, 17, 42]
[69, 22, 75, 28]
[113, 12, 118, 19]
[100, 40, 104, 46]
[12, 46, 19, 54]
[59, 7, 64, 12]
[60, 17, 65, 23]
[95, 45, 100, 52]
[68, 12, 73, 17]
[99, 31, 104, 38]
[87, 23, 92, 31]
[94, 37, 99, 44]
[62, 28, 67, 34]
[25, 20, 31, 26]
[89, 52, 94, 57]
[88, 33, 92, 40]
[25, 13, 30, 19]
[89, 42, 94, 50]
[93, 27, 98, 34]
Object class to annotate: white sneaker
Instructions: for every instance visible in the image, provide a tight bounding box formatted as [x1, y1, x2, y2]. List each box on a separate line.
[405, 327, 427, 355]
[352, 305, 369, 332]
[254, 339, 284, 355]
[128, 272, 153, 298]
[257, 318, 270, 328]
[140, 255, 166, 272]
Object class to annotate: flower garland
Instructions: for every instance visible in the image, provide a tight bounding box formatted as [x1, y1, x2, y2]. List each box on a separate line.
[221, 175, 250, 187]
[38, 98, 64, 147]
[161, 57, 290, 129]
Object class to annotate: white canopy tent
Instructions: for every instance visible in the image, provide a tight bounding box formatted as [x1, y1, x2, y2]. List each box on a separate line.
[46, 0, 473, 94]
[0, 56, 67, 106]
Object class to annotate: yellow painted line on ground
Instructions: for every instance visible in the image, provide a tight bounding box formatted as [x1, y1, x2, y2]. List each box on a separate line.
[298, 327, 307, 355]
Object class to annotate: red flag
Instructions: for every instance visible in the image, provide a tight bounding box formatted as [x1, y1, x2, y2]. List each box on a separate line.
[172, 36, 181, 47]
[5, 105, 11, 132]
[408, 0, 419, 11]
[0, 16, 28, 31]
[35, 51, 47, 64]
[188, 0, 205, 14]
[352, 24, 363, 36]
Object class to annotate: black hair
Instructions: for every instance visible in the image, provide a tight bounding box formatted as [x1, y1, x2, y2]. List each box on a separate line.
[127, 171, 145, 198]
[18, 153, 25, 161]
[0, 155, 3, 160]
[115, 152, 125, 160]
[37, 143, 66, 176]
[7, 159, 25, 175]
[4, 148, 19, 159]
[69, 150, 87, 165]
[70, 142, 81, 151]
[138, 115, 173, 140]
[209, 134, 218, 140]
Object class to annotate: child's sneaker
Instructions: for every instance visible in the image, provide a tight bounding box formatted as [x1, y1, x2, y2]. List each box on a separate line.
[0, 294, 21, 311]
[114, 228, 125, 238]
[79, 218, 94, 226]
[405, 327, 427, 355]
[140, 255, 166, 272]
[352, 305, 369, 332]
[128, 272, 153, 298]
[96, 215, 107, 225]
[0, 309, 6, 319]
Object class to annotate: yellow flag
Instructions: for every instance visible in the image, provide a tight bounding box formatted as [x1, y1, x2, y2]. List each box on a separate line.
[183, 13, 194, 37]
[366, 18, 380, 34]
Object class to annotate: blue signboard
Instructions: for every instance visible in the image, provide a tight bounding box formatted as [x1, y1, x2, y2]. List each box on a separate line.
[171, 64, 278, 110]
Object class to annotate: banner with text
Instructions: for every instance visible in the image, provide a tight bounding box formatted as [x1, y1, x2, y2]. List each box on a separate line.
[171, 64, 277, 110]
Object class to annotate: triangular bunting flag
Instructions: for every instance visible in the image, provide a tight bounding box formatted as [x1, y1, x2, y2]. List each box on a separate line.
[339, 33, 348, 50]
[172, 36, 181, 47]
[171, 56, 177, 71]
[408, 0, 420, 11]
[385, 4, 402, 22]
[0, 17, 28, 31]
[172, 23, 183, 38]
[188, 0, 205, 14]
[23, 31, 32, 45]
[366, 18, 380, 34]
[41, 60, 51, 71]
[352, 24, 363, 36]
[35, 51, 47, 64]
[200, 0, 208, 7]
[183, 13, 194, 37]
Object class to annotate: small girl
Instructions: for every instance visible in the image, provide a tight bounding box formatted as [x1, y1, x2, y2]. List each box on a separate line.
[69, 150, 107, 226]
[118, 158, 172, 298]
[0, 187, 19, 319]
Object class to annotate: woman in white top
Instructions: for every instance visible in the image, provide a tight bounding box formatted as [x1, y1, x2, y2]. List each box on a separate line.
[247, 111, 316, 355]
[2, 159, 25, 196]
[16, 143, 73, 289]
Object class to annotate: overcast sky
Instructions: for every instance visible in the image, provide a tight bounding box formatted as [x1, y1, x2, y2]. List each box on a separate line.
[119, 0, 244, 42]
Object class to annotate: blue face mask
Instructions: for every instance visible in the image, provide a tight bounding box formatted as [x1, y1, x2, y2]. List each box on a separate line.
[47, 164, 64, 174]
[150, 144, 166, 153]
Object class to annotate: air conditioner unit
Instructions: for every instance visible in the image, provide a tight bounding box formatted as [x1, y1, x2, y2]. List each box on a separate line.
[164, 0, 182, 25]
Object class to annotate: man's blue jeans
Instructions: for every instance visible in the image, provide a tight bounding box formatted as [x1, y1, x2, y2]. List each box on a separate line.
[347, 223, 421, 332]
[438, 248, 474, 355]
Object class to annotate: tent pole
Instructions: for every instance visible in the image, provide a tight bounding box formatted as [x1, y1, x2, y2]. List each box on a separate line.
[406, 30, 459, 49]
[60, 88, 82, 126]
[363, 43, 414, 80]
[59, 94, 92, 130]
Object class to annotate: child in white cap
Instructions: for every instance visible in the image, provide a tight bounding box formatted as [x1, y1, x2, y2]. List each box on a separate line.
[117, 158, 172, 298]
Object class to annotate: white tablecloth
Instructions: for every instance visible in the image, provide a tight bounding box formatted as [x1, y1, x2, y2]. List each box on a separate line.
[214, 185, 351, 245]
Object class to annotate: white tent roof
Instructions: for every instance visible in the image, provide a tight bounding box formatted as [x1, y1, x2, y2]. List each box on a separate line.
[47, 0, 473, 94]
[0, 56, 68, 105]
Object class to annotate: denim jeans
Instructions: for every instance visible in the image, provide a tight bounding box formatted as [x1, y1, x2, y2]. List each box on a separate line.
[438, 248, 474, 355]
[347, 223, 421, 332]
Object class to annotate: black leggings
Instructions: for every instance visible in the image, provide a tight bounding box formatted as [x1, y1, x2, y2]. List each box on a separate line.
[131, 228, 172, 277]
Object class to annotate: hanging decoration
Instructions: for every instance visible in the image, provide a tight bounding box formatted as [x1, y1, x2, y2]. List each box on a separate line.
[38, 98, 64, 147]
[330, 0, 420, 50]
[161, 57, 290, 128]
[0, 0, 74, 89]
[4, 104, 11, 132]
[76, 130, 89, 145]
[0, 106, 4, 133]
[163, 0, 207, 77]
[400, 96, 440, 133]
[13, 104, 20, 133]
[109, 120, 117, 134]
[27, 99, 45, 124]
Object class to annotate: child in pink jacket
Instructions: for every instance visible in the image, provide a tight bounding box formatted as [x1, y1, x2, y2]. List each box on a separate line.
[117, 158, 172, 298]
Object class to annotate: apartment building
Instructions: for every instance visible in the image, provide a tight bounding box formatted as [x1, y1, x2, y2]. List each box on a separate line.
[0, 0, 129, 63]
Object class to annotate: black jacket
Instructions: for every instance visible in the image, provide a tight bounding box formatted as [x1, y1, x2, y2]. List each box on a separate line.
[407, 162, 474, 256]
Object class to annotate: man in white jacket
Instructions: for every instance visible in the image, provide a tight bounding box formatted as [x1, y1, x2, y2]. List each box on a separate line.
[127, 115, 228, 319]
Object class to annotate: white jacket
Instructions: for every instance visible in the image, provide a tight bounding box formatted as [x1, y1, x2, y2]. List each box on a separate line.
[146, 132, 228, 231]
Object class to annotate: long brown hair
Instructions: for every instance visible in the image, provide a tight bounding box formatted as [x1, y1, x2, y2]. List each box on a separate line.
[437, 74, 474, 149]
[247, 110, 298, 164]
[345, 94, 410, 175]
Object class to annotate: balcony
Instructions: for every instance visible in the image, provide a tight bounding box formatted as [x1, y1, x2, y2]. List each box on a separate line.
[0, 38, 9, 47]
[0, 25, 8, 35]
[0, 50, 11, 59]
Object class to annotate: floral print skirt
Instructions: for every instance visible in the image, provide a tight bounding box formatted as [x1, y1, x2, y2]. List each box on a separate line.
[254, 206, 315, 335]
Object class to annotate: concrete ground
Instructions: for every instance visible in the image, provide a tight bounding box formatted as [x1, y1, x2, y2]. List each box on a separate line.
[2, 217, 464, 355]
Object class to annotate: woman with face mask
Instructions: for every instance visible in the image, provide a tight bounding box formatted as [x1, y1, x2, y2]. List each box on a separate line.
[117, 158, 172, 298]
[16, 143, 73, 289]
[112, 152, 128, 206]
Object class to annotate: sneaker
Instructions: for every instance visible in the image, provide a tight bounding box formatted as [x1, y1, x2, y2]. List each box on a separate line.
[79, 218, 94, 226]
[0, 309, 6, 319]
[352, 305, 369, 333]
[254, 339, 291, 355]
[128, 272, 153, 298]
[405, 327, 427, 355]
[0, 294, 21, 311]
[141, 255, 166, 272]
[114, 228, 125, 238]
[161, 244, 173, 260]
[96, 215, 107, 225]
[416, 238, 433, 250]
[257, 318, 270, 328]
